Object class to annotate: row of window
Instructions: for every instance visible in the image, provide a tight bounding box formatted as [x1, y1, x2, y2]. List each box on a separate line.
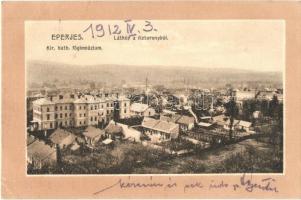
[38, 108, 128, 121]
[41, 102, 129, 113]
[45, 120, 73, 129]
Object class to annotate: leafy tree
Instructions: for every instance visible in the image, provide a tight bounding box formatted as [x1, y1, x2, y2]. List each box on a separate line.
[113, 100, 120, 122]
[269, 95, 279, 118]
[224, 97, 239, 140]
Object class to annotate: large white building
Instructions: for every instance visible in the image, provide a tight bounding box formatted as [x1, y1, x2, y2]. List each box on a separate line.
[31, 93, 131, 130]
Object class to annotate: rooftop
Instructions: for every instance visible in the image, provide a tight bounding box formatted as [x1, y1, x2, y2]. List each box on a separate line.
[177, 115, 195, 125]
[27, 140, 56, 161]
[142, 117, 179, 134]
[83, 126, 105, 139]
[33, 98, 55, 105]
[49, 128, 75, 144]
[105, 122, 123, 135]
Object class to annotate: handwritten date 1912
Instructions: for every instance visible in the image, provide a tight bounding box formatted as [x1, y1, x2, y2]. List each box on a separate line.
[83, 20, 158, 39]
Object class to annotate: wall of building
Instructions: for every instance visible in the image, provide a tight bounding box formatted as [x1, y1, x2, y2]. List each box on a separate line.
[32, 96, 131, 130]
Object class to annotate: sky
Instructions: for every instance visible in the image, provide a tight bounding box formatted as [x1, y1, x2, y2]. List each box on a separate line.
[25, 20, 285, 72]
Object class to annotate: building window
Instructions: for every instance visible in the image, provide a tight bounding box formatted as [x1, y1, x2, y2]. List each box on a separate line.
[84, 106, 86, 109]
[60, 113, 62, 118]
[47, 114, 50, 120]
[60, 106, 62, 111]
[65, 121, 67, 125]
[107, 110, 109, 114]
[65, 113, 67, 117]
[95, 117, 97, 121]
[107, 103, 109, 107]
[55, 114, 58, 119]
[80, 121, 82, 125]
[124, 103, 127, 107]
[79, 106, 81, 110]
[47, 107, 50, 112]
[90, 106, 93, 110]
[69, 113, 72, 117]
[70, 105, 72, 110]
[95, 105, 97, 109]
[101, 105, 103, 108]
[80, 114, 82, 117]
[50, 123, 53, 128]
[84, 113, 86, 117]
[55, 106, 57, 111]
[91, 117, 93, 122]
[124, 109, 127, 113]
[65, 106, 67, 110]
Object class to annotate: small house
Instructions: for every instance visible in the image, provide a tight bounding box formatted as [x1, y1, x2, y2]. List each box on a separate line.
[141, 117, 179, 143]
[176, 115, 195, 132]
[104, 122, 124, 140]
[27, 140, 57, 169]
[83, 126, 105, 147]
[116, 122, 141, 142]
[130, 103, 156, 117]
[160, 114, 195, 133]
[49, 128, 76, 149]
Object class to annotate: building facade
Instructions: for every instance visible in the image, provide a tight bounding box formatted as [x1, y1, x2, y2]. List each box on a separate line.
[32, 94, 131, 130]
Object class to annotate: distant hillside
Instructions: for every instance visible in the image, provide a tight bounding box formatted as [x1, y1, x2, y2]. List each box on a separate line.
[26, 60, 283, 89]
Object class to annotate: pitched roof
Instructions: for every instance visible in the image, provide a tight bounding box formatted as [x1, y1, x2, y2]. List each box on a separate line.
[142, 117, 178, 134]
[27, 140, 56, 161]
[160, 114, 181, 123]
[116, 122, 141, 140]
[83, 126, 105, 138]
[177, 115, 195, 125]
[73, 98, 87, 104]
[160, 115, 174, 122]
[33, 98, 55, 105]
[105, 123, 123, 135]
[130, 103, 149, 113]
[54, 98, 75, 104]
[154, 121, 178, 133]
[142, 117, 160, 129]
[49, 129, 75, 144]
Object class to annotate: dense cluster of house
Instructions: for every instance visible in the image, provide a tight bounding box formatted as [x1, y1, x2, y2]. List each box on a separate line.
[28, 87, 277, 170]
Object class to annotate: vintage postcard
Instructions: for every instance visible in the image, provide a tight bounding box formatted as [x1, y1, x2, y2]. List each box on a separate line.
[2, 1, 301, 199]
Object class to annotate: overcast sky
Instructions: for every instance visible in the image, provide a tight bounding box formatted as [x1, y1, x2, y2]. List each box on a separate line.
[26, 20, 284, 72]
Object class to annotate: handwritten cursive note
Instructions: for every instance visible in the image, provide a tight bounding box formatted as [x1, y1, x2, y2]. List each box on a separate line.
[83, 20, 158, 39]
[93, 174, 279, 196]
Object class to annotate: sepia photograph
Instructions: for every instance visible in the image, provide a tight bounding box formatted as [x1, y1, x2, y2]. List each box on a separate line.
[25, 20, 284, 175]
